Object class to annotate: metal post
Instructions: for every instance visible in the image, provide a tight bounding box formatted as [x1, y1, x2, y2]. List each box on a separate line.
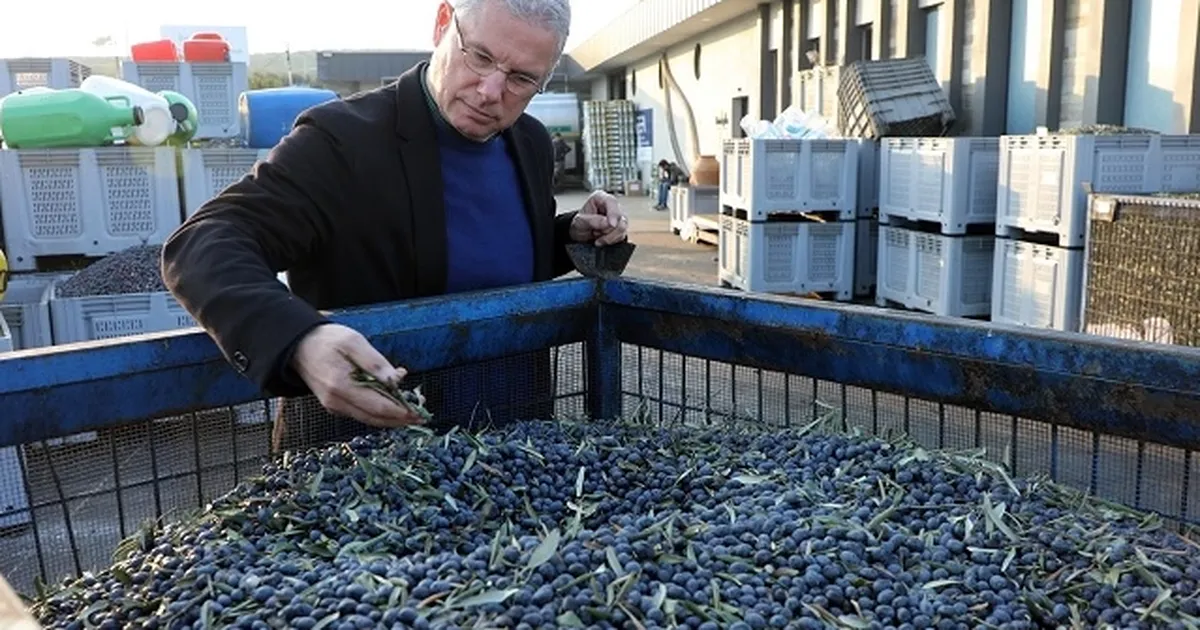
[587, 300, 623, 421]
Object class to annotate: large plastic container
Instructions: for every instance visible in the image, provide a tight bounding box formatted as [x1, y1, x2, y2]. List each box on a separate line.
[120, 61, 248, 139]
[48, 283, 196, 344]
[0, 58, 90, 99]
[717, 214, 855, 299]
[181, 147, 271, 216]
[879, 137, 1000, 233]
[0, 272, 61, 350]
[836, 57, 955, 139]
[995, 133, 1200, 247]
[130, 40, 179, 63]
[991, 237, 1085, 332]
[875, 226, 995, 318]
[183, 33, 231, 63]
[0, 147, 181, 271]
[0, 88, 143, 148]
[239, 87, 338, 149]
[81, 75, 173, 146]
[718, 138, 860, 220]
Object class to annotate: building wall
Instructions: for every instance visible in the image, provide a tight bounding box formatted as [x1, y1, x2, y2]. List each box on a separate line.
[623, 11, 762, 179]
[580, 0, 1200, 169]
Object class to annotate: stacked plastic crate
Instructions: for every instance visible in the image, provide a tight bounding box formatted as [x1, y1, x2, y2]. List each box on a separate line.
[876, 138, 1000, 318]
[581, 100, 638, 193]
[716, 138, 859, 300]
[120, 58, 248, 140]
[992, 132, 1200, 332]
[0, 57, 90, 98]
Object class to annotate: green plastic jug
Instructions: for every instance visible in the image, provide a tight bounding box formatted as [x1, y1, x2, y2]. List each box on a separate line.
[159, 89, 198, 146]
[0, 88, 144, 149]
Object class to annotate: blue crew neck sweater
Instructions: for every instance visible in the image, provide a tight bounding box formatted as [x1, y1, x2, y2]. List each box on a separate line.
[418, 70, 542, 429]
[434, 124, 535, 293]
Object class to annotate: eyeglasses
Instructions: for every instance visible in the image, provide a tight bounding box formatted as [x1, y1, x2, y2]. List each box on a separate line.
[453, 14, 547, 97]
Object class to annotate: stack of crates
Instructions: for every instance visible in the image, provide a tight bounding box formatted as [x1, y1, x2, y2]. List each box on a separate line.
[992, 132, 1200, 332]
[717, 138, 859, 300]
[581, 100, 638, 193]
[120, 60, 248, 140]
[876, 137, 1000, 318]
[0, 57, 90, 98]
[0, 143, 279, 353]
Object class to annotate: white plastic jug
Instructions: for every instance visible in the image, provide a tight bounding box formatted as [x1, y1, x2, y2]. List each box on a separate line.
[80, 75, 173, 146]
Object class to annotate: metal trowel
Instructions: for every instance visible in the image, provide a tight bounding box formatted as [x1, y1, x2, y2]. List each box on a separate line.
[566, 241, 637, 279]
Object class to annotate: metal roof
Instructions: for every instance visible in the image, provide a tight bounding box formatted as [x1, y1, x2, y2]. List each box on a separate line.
[568, 0, 761, 73]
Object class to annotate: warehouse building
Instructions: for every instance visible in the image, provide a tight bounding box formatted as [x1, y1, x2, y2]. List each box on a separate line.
[569, 0, 1200, 180]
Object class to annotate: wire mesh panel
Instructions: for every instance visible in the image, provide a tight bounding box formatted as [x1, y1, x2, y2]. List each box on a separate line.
[0, 344, 589, 596]
[1085, 194, 1200, 346]
[618, 343, 1200, 530]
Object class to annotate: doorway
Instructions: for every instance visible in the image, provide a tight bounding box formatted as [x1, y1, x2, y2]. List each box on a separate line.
[731, 96, 750, 138]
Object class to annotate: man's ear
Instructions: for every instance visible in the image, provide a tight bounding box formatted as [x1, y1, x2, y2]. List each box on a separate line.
[433, 1, 454, 46]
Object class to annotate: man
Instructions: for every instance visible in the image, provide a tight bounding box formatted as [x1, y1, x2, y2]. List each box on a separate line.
[654, 159, 685, 210]
[160, 0, 628, 433]
[551, 132, 570, 190]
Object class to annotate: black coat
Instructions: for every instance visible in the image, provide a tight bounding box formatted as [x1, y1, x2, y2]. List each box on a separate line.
[162, 62, 579, 399]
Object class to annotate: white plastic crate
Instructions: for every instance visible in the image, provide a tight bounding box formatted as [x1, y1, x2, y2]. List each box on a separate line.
[669, 184, 719, 235]
[0, 272, 62, 350]
[855, 139, 880, 217]
[854, 217, 879, 297]
[996, 133, 1200, 247]
[991, 238, 1085, 332]
[120, 61, 249, 139]
[0, 147, 182, 272]
[49, 283, 197, 345]
[794, 66, 842, 121]
[181, 148, 271, 217]
[880, 137, 1000, 232]
[0, 445, 30, 529]
[719, 138, 859, 219]
[0, 57, 89, 98]
[718, 215, 855, 298]
[875, 226, 995, 317]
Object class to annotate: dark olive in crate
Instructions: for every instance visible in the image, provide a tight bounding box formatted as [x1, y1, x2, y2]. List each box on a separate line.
[29, 419, 1200, 630]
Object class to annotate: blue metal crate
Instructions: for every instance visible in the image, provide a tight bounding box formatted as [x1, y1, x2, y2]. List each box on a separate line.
[1, 277, 1199, 595]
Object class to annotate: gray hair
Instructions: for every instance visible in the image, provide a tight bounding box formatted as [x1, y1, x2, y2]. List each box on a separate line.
[454, 0, 572, 58]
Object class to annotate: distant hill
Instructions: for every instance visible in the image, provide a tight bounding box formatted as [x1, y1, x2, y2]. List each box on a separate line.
[68, 51, 321, 78]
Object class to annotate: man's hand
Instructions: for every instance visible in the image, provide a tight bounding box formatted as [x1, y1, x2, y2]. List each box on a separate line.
[291, 324, 426, 427]
[569, 191, 629, 247]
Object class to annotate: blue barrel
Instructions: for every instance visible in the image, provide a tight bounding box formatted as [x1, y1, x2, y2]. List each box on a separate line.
[239, 87, 338, 149]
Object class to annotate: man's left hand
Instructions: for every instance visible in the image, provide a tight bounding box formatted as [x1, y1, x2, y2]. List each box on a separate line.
[569, 191, 628, 247]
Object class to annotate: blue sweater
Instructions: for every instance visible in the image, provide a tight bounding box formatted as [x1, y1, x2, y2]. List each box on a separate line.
[420, 71, 540, 429]
[436, 123, 535, 293]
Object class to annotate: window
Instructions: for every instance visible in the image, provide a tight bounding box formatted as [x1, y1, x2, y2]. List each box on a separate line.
[859, 25, 874, 60]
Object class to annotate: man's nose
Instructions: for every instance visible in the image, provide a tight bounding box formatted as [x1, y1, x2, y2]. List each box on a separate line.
[476, 71, 507, 102]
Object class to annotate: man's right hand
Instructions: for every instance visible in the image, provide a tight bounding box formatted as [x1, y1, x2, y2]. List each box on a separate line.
[290, 324, 427, 427]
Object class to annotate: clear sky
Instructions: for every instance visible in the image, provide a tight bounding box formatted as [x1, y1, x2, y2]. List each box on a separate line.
[0, 0, 639, 58]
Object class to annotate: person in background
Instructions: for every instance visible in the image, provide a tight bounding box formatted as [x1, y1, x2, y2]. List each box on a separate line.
[161, 0, 629, 436]
[654, 159, 686, 211]
[552, 132, 570, 190]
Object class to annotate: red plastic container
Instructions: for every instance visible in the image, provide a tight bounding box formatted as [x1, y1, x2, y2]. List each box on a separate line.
[182, 33, 231, 62]
[130, 39, 179, 63]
